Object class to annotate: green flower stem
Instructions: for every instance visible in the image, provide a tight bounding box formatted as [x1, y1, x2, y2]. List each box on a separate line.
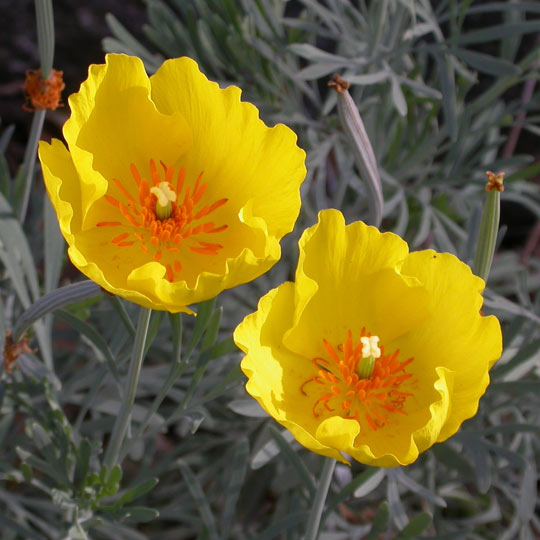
[35, 0, 55, 79]
[18, 109, 46, 223]
[304, 458, 336, 540]
[120, 354, 189, 463]
[19, 0, 55, 223]
[472, 172, 503, 283]
[103, 306, 152, 474]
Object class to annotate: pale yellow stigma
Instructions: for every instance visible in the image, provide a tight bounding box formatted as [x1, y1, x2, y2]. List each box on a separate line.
[357, 335, 380, 379]
[150, 182, 176, 220]
[360, 336, 381, 359]
[151, 182, 177, 207]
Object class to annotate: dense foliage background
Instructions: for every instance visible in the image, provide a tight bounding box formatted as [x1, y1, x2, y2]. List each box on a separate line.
[1, 1, 539, 539]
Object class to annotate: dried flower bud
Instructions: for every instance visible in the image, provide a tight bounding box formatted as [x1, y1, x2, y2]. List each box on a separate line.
[329, 74, 383, 227]
[3, 330, 35, 374]
[23, 68, 65, 111]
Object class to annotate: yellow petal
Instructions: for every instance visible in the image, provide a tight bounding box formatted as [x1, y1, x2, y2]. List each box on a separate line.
[149, 57, 306, 239]
[284, 209, 431, 358]
[396, 250, 502, 441]
[38, 54, 306, 312]
[235, 283, 346, 462]
[64, 54, 192, 229]
[346, 367, 453, 467]
[234, 210, 502, 468]
[38, 138, 81, 239]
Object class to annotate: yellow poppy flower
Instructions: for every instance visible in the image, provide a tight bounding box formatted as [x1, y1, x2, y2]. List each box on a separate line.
[234, 210, 502, 467]
[38, 54, 306, 313]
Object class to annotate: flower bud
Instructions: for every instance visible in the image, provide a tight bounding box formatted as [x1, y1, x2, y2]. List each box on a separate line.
[472, 171, 504, 283]
[329, 75, 384, 227]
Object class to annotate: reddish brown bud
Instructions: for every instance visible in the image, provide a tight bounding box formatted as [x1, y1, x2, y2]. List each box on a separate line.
[23, 68, 65, 111]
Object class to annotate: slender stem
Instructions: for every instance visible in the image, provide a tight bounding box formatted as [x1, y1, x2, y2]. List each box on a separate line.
[103, 306, 152, 473]
[119, 356, 189, 462]
[304, 458, 336, 540]
[35, 0, 55, 79]
[18, 109, 46, 223]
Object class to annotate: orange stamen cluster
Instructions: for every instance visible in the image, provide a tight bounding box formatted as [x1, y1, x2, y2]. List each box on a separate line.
[23, 69, 65, 111]
[300, 329, 414, 431]
[97, 160, 228, 282]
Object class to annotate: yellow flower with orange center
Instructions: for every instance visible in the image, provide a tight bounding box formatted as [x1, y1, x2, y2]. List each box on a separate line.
[234, 210, 502, 467]
[38, 54, 306, 313]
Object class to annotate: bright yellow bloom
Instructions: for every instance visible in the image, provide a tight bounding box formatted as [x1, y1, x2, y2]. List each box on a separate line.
[38, 54, 306, 313]
[234, 210, 502, 467]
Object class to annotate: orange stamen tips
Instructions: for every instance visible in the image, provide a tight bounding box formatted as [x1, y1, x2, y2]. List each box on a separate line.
[23, 68, 65, 111]
[301, 330, 414, 430]
[100, 160, 229, 282]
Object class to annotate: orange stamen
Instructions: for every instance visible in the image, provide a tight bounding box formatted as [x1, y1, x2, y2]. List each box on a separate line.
[176, 166, 186, 195]
[130, 163, 142, 187]
[113, 178, 139, 215]
[300, 331, 415, 431]
[112, 233, 130, 244]
[101, 161, 229, 282]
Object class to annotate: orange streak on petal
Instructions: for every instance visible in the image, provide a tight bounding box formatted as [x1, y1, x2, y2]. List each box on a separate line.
[189, 245, 220, 255]
[322, 339, 340, 366]
[149, 159, 160, 186]
[112, 178, 139, 215]
[105, 195, 120, 208]
[183, 185, 191, 205]
[365, 413, 378, 430]
[119, 205, 141, 227]
[112, 232, 130, 244]
[207, 224, 228, 234]
[130, 163, 142, 187]
[176, 166, 185, 195]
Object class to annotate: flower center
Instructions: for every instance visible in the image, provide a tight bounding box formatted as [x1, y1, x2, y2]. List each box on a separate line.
[97, 159, 228, 282]
[300, 329, 414, 431]
[357, 335, 381, 379]
[150, 181, 176, 220]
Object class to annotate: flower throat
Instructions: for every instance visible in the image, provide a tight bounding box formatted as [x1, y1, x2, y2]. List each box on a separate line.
[97, 160, 228, 282]
[300, 329, 414, 431]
